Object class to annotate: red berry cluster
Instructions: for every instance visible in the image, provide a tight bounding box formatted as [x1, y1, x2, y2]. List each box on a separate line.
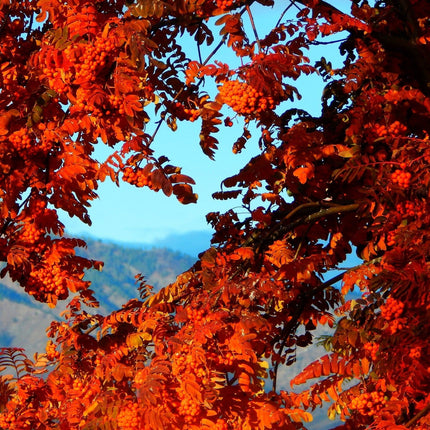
[122, 167, 152, 188]
[27, 264, 68, 299]
[69, 36, 116, 83]
[172, 345, 210, 423]
[215, 418, 229, 430]
[0, 408, 16, 429]
[173, 346, 208, 381]
[0, 405, 18, 430]
[71, 379, 85, 395]
[389, 121, 407, 136]
[134, 369, 146, 387]
[218, 80, 277, 117]
[171, 102, 200, 122]
[387, 318, 405, 334]
[386, 229, 398, 247]
[9, 128, 32, 152]
[29, 196, 48, 214]
[380, 297, 406, 334]
[177, 387, 201, 423]
[409, 347, 422, 359]
[19, 223, 43, 244]
[186, 307, 205, 323]
[9, 128, 52, 157]
[108, 94, 125, 115]
[373, 124, 388, 137]
[380, 297, 404, 321]
[207, 350, 234, 368]
[117, 402, 140, 430]
[396, 200, 425, 218]
[183, 107, 200, 122]
[40, 35, 115, 112]
[374, 121, 407, 137]
[391, 164, 411, 188]
[220, 351, 234, 367]
[349, 390, 386, 417]
[46, 340, 60, 360]
[216, 0, 234, 10]
[364, 342, 379, 361]
[74, 87, 106, 117]
[42, 65, 71, 95]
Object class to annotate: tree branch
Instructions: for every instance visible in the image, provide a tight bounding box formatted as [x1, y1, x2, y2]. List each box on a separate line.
[374, 32, 430, 96]
[253, 202, 360, 254]
[276, 1, 301, 28]
[406, 402, 430, 428]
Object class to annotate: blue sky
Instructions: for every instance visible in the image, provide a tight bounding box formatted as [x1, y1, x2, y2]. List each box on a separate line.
[60, 4, 341, 246]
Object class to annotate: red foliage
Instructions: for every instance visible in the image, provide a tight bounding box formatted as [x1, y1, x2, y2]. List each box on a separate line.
[1, 0, 430, 429]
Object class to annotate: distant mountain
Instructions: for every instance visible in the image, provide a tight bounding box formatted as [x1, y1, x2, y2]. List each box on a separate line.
[79, 238, 196, 311]
[0, 237, 195, 355]
[103, 230, 213, 258]
[155, 230, 212, 257]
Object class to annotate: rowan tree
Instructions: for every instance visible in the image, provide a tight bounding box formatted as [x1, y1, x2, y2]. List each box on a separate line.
[0, 0, 430, 429]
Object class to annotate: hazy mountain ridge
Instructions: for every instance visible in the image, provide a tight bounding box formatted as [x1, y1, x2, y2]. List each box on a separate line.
[79, 238, 196, 310]
[82, 230, 213, 258]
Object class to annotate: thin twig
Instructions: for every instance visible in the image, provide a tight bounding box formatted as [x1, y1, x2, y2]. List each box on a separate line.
[281, 203, 360, 236]
[251, 202, 360, 254]
[26, 12, 34, 40]
[310, 37, 347, 45]
[197, 28, 203, 64]
[405, 403, 430, 428]
[246, 4, 261, 53]
[272, 300, 305, 392]
[202, 34, 228, 66]
[275, 1, 299, 28]
[145, 12, 239, 149]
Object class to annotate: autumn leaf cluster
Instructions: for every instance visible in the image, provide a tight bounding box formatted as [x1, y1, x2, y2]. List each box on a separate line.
[1, 0, 430, 430]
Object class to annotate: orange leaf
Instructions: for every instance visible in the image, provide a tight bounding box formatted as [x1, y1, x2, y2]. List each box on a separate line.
[327, 385, 338, 401]
[233, 247, 254, 260]
[293, 164, 314, 184]
[123, 94, 142, 116]
[322, 355, 331, 376]
[0, 110, 18, 135]
[361, 357, 370, 375]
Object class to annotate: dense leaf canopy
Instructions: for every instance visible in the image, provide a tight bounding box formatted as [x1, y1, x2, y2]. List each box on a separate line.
[0, 0, 430, 429]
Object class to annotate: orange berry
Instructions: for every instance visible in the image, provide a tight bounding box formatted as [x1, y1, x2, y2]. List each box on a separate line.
[218, 80, 278, 118]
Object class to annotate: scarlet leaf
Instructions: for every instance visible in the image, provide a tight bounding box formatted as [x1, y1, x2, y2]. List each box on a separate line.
[172, 183, 198, 204]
